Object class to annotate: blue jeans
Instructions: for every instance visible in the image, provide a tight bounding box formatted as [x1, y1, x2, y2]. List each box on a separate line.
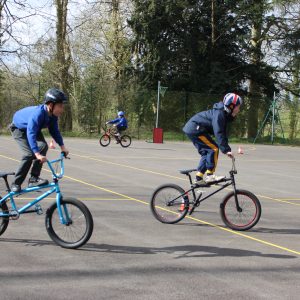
[186, 133, 219, 174]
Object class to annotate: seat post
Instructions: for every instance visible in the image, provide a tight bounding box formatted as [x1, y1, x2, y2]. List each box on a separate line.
[2, 175, 11, 192]
[187, 173, 193, 185]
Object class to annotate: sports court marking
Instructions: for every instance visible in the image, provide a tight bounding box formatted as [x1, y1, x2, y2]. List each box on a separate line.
[67, 175, 300, 256]
[1, 153, 299, 256]
[0, 153, 299, 207]
[70, 152, 300, 206]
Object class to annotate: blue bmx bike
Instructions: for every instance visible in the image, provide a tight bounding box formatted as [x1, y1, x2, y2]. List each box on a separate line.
[0, 152, 93, 249]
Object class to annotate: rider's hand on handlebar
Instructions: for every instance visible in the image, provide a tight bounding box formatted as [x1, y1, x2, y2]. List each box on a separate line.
[35, 153, 47, 163]
[60, 145, 69, 157]
[226, 151, 234, 158]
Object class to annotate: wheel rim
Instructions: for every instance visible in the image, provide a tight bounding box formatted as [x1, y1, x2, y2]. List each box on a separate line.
[223, 194, 258, 228]
[100, 135, 110, 146]
[51, 203, 88, 244]
[120, 135, 131, 147]
[153, 187, 187, 222]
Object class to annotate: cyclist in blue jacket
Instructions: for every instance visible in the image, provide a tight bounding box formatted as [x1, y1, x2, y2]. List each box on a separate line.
[106, 111, 128, 143]
[10, 88, 69, 192]
[183, 93, 242, 184]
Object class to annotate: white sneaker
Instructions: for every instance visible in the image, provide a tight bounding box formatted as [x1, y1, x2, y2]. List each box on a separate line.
[205, 174, 225, 183]
[194, 178, 205, 185]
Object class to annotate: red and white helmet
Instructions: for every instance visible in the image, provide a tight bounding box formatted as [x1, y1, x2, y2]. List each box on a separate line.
[223, 93, 242, 113]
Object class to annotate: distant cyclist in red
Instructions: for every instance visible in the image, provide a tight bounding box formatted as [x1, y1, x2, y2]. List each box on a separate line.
[183, 93, 242, 184]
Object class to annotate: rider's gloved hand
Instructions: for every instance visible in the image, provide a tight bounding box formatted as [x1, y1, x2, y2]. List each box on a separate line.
[60, 145, 69, 157]
[226, 152, 234, 158]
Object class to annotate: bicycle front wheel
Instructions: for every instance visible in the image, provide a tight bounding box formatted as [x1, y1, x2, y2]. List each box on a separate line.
[220, 189, 261, 231]
[0, 200, 9, 236]
[99, 134, 111, 147]
[120, 135, 131, 148]
[150, 184, 189, 224]
[45, 198, 94, 249]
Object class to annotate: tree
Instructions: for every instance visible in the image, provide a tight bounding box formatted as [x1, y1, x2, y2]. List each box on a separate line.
[55, 0, 72, 131]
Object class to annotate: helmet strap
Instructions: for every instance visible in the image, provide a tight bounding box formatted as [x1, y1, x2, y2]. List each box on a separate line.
[224, 106, 231, 114]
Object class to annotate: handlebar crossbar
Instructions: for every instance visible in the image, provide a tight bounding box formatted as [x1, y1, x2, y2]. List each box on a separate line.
[47, 152, 69, 179]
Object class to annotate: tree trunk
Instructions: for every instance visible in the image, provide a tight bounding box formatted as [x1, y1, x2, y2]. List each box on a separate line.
[247, 0, 264, 139]
[211, 0, 216, 47]
[55, 0, 72, 131]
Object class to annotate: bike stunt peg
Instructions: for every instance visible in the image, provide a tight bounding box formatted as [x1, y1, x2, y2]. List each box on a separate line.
[49, 139, 56, 149]
[238, 146, 244, 154]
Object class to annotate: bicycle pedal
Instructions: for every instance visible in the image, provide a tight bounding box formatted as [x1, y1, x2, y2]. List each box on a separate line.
[35, 204, 43, 215]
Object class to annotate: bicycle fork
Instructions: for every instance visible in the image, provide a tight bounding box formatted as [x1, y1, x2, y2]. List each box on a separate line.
[56, 192, 72, 225]
[231, 174, 242, 212]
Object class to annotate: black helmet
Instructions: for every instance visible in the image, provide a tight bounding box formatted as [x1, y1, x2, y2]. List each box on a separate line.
[44, 88, 68, 104]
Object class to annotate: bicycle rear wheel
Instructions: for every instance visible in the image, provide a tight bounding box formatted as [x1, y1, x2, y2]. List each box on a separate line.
[99, 134, 111, 147]
[120, 135, 131, 147]
[150, 184, 189, 224]
[220, 189, 261, 231]
[45, 198, 93, 249]
[0, 200, 9, 236]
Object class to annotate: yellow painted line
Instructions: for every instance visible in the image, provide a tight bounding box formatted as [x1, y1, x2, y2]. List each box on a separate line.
[2, 153, 299, 206]
[1, 153, 300, 255]
[62, 174, 300, 256]
[16, 197, 127, 201]
[185, 215, 300, 255]
[71, 152, 185, 181]
[153, 204, 300, 256]
[257, 194, 300, 206]
[69, 153, 300, 206]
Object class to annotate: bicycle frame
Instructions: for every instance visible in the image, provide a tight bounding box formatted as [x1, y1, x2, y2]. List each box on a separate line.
[0, 153, 70, 224]
[170, 158, 241, 215]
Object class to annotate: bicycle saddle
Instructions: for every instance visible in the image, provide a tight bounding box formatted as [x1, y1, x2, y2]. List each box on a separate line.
[179, 168, 197, 175]
[0, 172, 15, 178]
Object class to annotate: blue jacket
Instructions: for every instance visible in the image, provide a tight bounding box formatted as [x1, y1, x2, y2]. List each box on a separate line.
[13, 105, 64, 153]
[108, 117, 128, 129]
[183, 102, 232, 153]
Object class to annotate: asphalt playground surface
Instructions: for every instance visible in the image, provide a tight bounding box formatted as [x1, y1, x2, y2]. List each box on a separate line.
[0, 135, 299, 300]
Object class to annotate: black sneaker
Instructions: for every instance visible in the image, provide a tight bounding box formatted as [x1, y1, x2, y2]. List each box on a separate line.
[28, 177, 49, 187]
[11, 183, 21, 193]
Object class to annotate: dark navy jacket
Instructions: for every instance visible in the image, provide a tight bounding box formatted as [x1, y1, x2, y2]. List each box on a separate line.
[183, 102, 231, 153]
[12, 105, 64, 153]
[108, 117, 128, 129]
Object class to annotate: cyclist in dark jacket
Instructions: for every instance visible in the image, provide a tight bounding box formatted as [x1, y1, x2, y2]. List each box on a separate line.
[183, 93, 242, 184]
[10, 88, 69, 192]
[106, 111, 128, 143]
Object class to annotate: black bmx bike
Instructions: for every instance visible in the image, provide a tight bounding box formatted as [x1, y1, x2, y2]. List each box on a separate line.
[150, 158, 261, 231]
[99, 125, 131, 148]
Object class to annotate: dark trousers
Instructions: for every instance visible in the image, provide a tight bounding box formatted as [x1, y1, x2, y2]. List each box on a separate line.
[11, 127, 48, 186]
[186, 133, 219, 174]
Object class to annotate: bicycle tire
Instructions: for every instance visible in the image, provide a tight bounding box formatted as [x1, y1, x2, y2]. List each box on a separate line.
[99, 134, 111, 147]
[120, 135, 131, 148]
[0, 199, 9, 236]
[220, 189, 261, 231]
[45, 198, 94, 249]
[150, 184, 189, 224]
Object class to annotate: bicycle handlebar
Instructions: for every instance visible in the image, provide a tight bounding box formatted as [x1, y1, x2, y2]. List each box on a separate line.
[47, 152, 69, 179]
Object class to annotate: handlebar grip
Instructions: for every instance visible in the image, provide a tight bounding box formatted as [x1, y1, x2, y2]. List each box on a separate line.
[61, 151, 70, 159]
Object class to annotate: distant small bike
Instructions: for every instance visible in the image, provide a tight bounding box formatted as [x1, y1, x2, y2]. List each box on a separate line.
[99, 125, 131, 148]
[150, 158, 261, 231]
[0, 152, 94, 249]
